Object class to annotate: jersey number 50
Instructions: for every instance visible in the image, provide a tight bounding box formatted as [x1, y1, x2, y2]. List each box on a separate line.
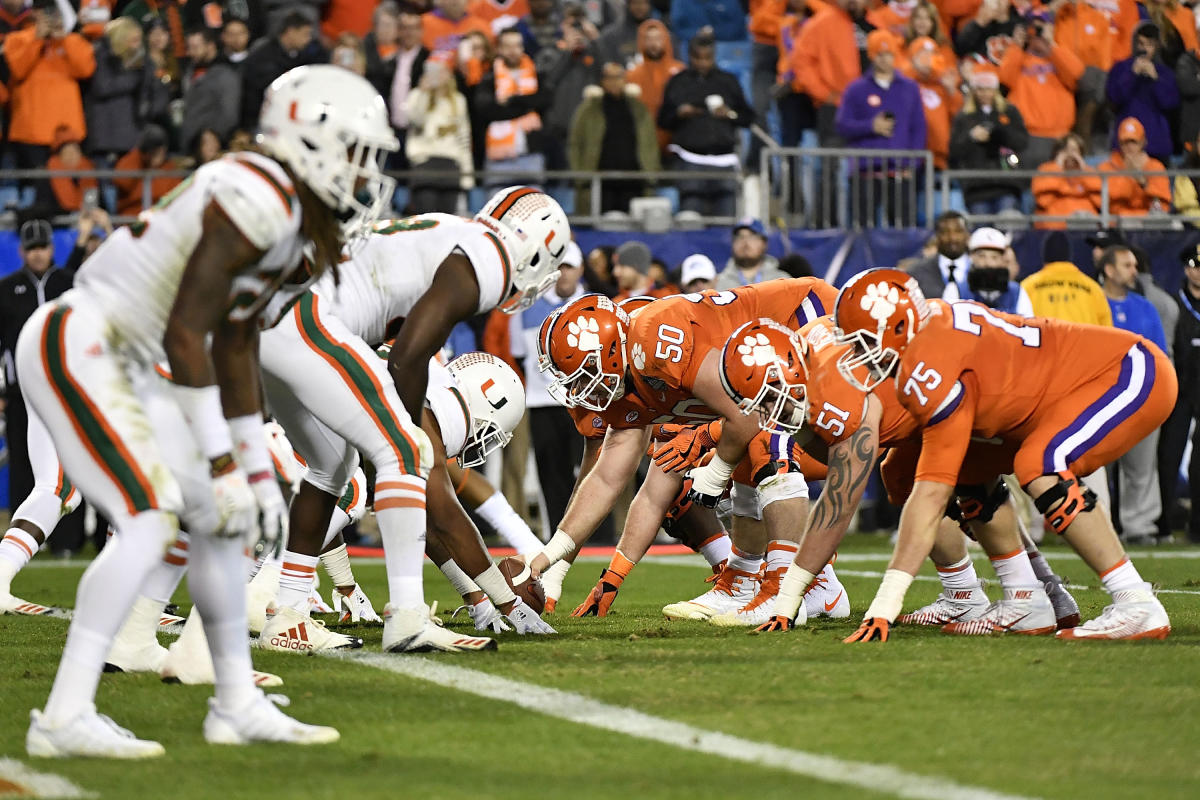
[654, 324, 686, 362]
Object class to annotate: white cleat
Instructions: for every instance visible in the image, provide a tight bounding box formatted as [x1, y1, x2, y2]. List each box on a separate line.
[383, 604, 497, 652]
[803, 563, 851, 619]
[943, 585, 1057, 635]
[709, 567, 783, 628]
[203, 693, 339, 746]
[1044, 576, 1081, 630]
[307, 587, 334, 615]
[662, 564, 758, 620]
[161, 611, 283, 687]
[259, 606, 362, 653]
[331, 584, 383, 624]
[1056, 588, 1171, 641]
[27, 706, 164, 759]
[246, 565, 280, 635]
[157, 611, 186, 634]
[104, 638, 168, 674]
[0, 591, 63, 616]
[898, 582, 990, 626]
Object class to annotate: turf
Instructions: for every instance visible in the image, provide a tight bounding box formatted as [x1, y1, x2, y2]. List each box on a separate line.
[2, 536, 1198, 800]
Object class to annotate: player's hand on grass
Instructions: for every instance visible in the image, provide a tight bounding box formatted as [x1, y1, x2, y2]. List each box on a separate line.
[571, 571, 622, 617]
[843, 617, 890, 643]
[752, 615, 795, 633]
[506, 597, 557, 634]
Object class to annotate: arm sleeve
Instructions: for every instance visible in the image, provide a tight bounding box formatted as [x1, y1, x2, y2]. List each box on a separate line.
[63, 33, 97, 78]
[1105, 61, 1135, 105]
[835, 84, 876, 141]
[996, 104, 1029, 152]
[1094, 289, 1114, 327]
[1144, 302, 1168, 354]
[4, 30, 41, 80]
[948, 114, 972, 165]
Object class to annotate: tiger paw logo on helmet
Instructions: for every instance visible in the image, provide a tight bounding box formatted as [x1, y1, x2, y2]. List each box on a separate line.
[630, 342, 646, 370]
[566, 316, 602, 352]
[736, 333, 778, 367]
[861, 282, 901, 322]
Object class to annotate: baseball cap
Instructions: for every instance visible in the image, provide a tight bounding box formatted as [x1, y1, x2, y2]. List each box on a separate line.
[967, 227, 1008, 252]
[732, 218, 766, 239]
[1181, 243, 1200, 268]
[1118, 117, 1145, 143]
[1086, 228, 1126, 249]
[867, 30, 898, 60]
[561, 240, 583, 269]
[680, 254, 716, 286]
[615, 241, 652, 274]
[20, 219, 53, 249]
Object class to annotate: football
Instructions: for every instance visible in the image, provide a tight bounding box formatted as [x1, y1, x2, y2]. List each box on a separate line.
[497, 556, 546, 614]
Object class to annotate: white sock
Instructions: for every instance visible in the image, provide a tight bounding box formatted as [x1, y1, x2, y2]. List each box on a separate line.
[278, 551, 318, 612]
[541, 560, 571, 602]
[728, 546, 763, 574]
[765, 540, 798, 572]
[438, 558, 481, 598]
[43, 511, 175, 726]
[697, 532, 732, 567]
[321, 542, 356, 589]
[109, 595, 166, 655]
[1100, 557, 1149, 594]
[379, 507, 427, 610]
[0, 529, 40, 576]
[187, 533, 258, 712]
[475, 492, 543, 555]
[936, 555, 980, 592]
[989, 547, 1039, 588]
[474, 564, 517, 606]
[322, 507, 351, 550]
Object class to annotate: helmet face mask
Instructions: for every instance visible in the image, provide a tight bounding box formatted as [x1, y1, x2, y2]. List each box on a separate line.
[459, 417, 512, 468]
[542, 295, 628, 411]
[833, 327, 899, 392]
[744, 362, 809, 435]
[477, 187, 570, 314]
[719, 319, 809, 435]
[446, 352, 526, 468]
[832, 268, 929, 392]
[557, 350, 624, 411]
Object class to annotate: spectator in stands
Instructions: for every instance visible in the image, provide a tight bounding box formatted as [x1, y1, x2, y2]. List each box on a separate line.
[190, 127, 224, 165]
[0, 0, 32, 41]
[1098, 244, 1168, 544]
[46, 128, 98, 215]
[181, 1, 266, 41]
[181, 27, 240, 159]
[364, 2, 401, 102]
[627, 18, 683, 151]
[1020, 230, 1112, 325]
[747, 0, 787, 168]
[5, 0, 96, 172]
[778, 252, 814, 278]
[596, 0, 653, 68]
[903, 1, 956, 67]
[239, 11, 323, 130]
[63, 206, 113, 273]
[517, 0, 560, 56]
[536, 5, 601, 173]
[659, 34, 753, 217]
[679, 253, 717, 292]
[1033, 133, 1100, 228]
[774, 0, 818, 148]
[1145, 0, 1198, 66]
[142, 17, 180, 138]
[670, 0, 748, 52]
[904, 37, 962, 169]
[388, 12, 429, 166]
[649, 256, 680, 294]
[613, 240, 674, 299]
[77, 0, 113, 41]
[569, 61, 660, 214]
[868, 0, 911, 37]
[998, 17, 1084, 169]
[955, 0, 1020, 65]
[1106, 21, 1179, 162]
[406, 59, 473, 213]
[1126, 241, 1177, 358]
[122, 0, 186, 60]
[715, 218, 786, 288]
[320, 0, 374, 43]
[1174, 131, 1200, 221]
[585, 245, 618, 297]
[424, 0, 491, 57]
[792, 0, 862, 145]
[509, 240, 587, 535]
[330, 32, 368, 75]
[83, 17, 149, 165]
[904, 210, 970, 301]
[1160, 244, 1200, 543]
[221, 17, 251, 64]
[960, 226, 1035, 315]
[1098, 117, 1171, 217]
[1178, 44, 1200, 149]
[1055, 0, 1113, 149]
[949, 65, 1028, 215]
[836, 31, 926, 226]
[1087, 228, 1127, 271]
[113, 124, 181, 216]
[476, 27, 550, 189]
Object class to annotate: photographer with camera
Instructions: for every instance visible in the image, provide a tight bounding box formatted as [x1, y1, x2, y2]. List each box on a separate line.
[998, 12, 1084, 169]
[949, 63, 1029, 215]
[1033, 133, 1100, 227]
[1106, 21, 1179, 163]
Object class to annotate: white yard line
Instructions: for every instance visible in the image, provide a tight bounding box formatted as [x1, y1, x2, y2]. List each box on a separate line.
[337, 652, 1039, 800]
[0, 758, 94, 799]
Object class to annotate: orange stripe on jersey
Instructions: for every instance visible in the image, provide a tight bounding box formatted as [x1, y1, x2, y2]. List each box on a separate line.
[231, 156, 294, 217]
[154, 364, 173, 381]
[54, 465, 66, 499]
[164, 553, 187, 566]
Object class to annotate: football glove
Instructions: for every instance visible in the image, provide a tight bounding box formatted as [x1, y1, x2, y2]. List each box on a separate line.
[652, 421, 720, 473]
[843, 617, 891, 643]
[332, 584, 383, 624]
[752, 615, 795, 633]
[570, 570, 623, 617]
[464, 597, 511, 633]
[210, 463, 258, 540]
[506, 596, 556, 634]
[247, 470, 287, 561]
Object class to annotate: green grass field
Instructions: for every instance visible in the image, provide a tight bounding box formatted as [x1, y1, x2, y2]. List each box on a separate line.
[2, 536, 1198, 800]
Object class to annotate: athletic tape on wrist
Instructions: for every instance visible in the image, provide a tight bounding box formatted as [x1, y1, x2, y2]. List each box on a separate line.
[864, 569, 915, 623]
[775, 564, 816, 621]
[174, 384, 233, 460]
[539, 530, 577, 566]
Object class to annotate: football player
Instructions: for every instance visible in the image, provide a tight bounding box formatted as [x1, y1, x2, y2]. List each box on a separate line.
[17, 65, 396, 757]
[833, 269, 1174, 642]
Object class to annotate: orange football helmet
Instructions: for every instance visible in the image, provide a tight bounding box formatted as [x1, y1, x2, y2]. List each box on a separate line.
[719, 319, 810, 434]
[618, 295, 657, 317]
[832, 268, 930, 392]
[543, 294, 630, 411]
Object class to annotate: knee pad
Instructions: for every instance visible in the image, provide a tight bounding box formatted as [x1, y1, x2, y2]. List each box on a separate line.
[729, 482, 761, 520]
[663, 477, 695, 533]
[1032, 471, 1097, 535]
[755, 471, 809, 510]
[955, 480, 1010, 526]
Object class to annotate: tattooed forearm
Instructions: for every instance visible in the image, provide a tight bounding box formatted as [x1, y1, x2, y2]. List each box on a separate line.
[806, 424, 878, 539]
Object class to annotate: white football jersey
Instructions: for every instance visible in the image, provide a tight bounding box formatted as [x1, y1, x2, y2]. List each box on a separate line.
[425, 357, 470, 460]
[74, 151, 306, 362]
[315, 214, 512, 347]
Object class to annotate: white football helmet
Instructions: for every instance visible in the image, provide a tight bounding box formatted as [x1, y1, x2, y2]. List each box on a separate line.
[256, 65, 399, 240]
[475, 186, 571, 314]
[446, 352, 527, 468]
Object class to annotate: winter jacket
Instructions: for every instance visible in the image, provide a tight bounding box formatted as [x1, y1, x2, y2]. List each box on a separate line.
[534, 41, 599, 139]
[5, 28, 96, 146]
[1173, 174, 1200, 222]
[954, 13, 1021, 64]
[239, 36, 326, 130]
[1106, 22, 1180, 161]
[363, 32, 398, 107]
[569, 85, 661, 214]
[835, 72, 927, 154]
[82, 36, 150, 156]
[657, 65, 754, 156]
[909, 71, 962, 168]
[180, 56, 241, 152]
[749, 0, 788, 45]
[1097, 150, 1171, 216]
[1176, 49, 1200, 148]
[47, 152, 98, 214]
[948, 100, 1030, 202]
[997, 42, 1084, 138]
[1032, 161, 1100, 228]
[626, 20, 684, 151]
[791, 3, 860, 105]
[113, 148, 183, 216]
[1172, 287, 1200, 397]
[405, 86, 474, 189]
[1021, 261, 1113, 326]
[1054, 1, 1113, 70]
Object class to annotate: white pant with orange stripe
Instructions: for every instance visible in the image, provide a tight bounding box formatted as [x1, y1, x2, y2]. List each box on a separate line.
[9, 407, 82, 540]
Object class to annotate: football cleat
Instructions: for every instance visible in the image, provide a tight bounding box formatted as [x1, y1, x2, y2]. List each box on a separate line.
[203, 693, 339, 746]
[105, 596, 169, 673]
[157, 610, 186, 634]
[1044, 575, 1081, 630]
[0, 591, 63, 616]
[27, 706, 164, 759]
[942, 585, 1057, 636]
[259, 606, 363, 653]
[245, 565, 280, 635]
[331, 584, 383, 624]
[161, 611, 282, 687]
[662, 564, 758, 620]
[897, 583, 990, 626]
[383, 604, 497, 652]
[1056, 588, 1171, 641]
[803, 562, 851, 618]
[308, 587, 334, 615]
[709, 566, 783, 628]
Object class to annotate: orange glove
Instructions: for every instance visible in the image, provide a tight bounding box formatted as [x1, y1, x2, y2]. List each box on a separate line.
[651, 420, 722, 472]
[843, 617, 891, 643]
[752, 615, 795, 633]
[570, 569, 623, 617]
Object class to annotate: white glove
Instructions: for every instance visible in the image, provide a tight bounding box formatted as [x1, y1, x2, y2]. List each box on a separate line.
[332, 584, 383, 624]
[247, 470, 287, 560]
[687, 454, 735, 509]
[505, 596, 557, 635]
[211, 466, 259, 539]
[467, 597, 511, 633]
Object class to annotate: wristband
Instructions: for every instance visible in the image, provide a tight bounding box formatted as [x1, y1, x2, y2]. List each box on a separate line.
[539, 530, 577, 566]
[174, 384, 233, 460]
[228, 414, 272, 475]
[864, 569, 916, 623]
